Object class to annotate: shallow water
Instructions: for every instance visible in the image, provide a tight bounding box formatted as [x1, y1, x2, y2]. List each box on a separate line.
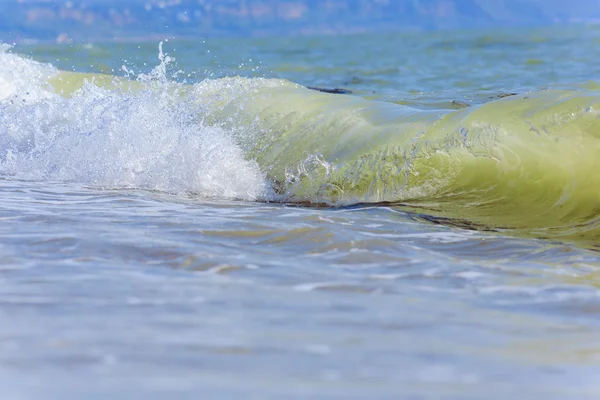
[2, 26, 600, 398]
[2, 179, 600, 399]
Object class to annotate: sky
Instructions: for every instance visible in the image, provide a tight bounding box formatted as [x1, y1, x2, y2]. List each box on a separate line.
[2, 0, 600, 42]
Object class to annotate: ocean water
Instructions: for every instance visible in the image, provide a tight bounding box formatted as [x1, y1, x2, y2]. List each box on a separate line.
[2, 25, 600, 399]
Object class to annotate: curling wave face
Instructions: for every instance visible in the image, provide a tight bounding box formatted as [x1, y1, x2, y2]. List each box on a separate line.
[2, 46, 600, 242]
[192, 76, 600, 241]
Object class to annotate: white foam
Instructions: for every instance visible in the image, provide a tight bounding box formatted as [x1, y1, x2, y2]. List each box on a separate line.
[0, 46, 270, 201]
[0, 45, 57, 103]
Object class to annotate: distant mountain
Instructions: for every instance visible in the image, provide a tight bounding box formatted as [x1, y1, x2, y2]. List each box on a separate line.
[2, 0, 600, 43]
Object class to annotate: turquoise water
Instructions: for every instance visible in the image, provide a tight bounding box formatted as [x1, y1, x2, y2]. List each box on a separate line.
[2, 26, 600, 398]
[20, 26, 600, 104]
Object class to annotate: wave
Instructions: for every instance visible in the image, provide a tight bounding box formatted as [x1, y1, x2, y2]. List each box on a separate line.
[2, 46, 600, 242]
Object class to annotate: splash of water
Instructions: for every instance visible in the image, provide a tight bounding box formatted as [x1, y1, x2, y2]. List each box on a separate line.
[0, 44, 270, 201]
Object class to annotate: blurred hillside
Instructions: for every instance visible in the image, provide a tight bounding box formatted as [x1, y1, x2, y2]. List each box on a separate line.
[2, 0, 600, 43]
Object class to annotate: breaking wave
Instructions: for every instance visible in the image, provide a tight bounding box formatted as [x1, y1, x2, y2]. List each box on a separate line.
[2, 44, 600, 241]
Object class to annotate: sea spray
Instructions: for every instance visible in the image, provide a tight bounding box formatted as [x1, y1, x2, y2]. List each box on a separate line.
[0, 44, 270, 201]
